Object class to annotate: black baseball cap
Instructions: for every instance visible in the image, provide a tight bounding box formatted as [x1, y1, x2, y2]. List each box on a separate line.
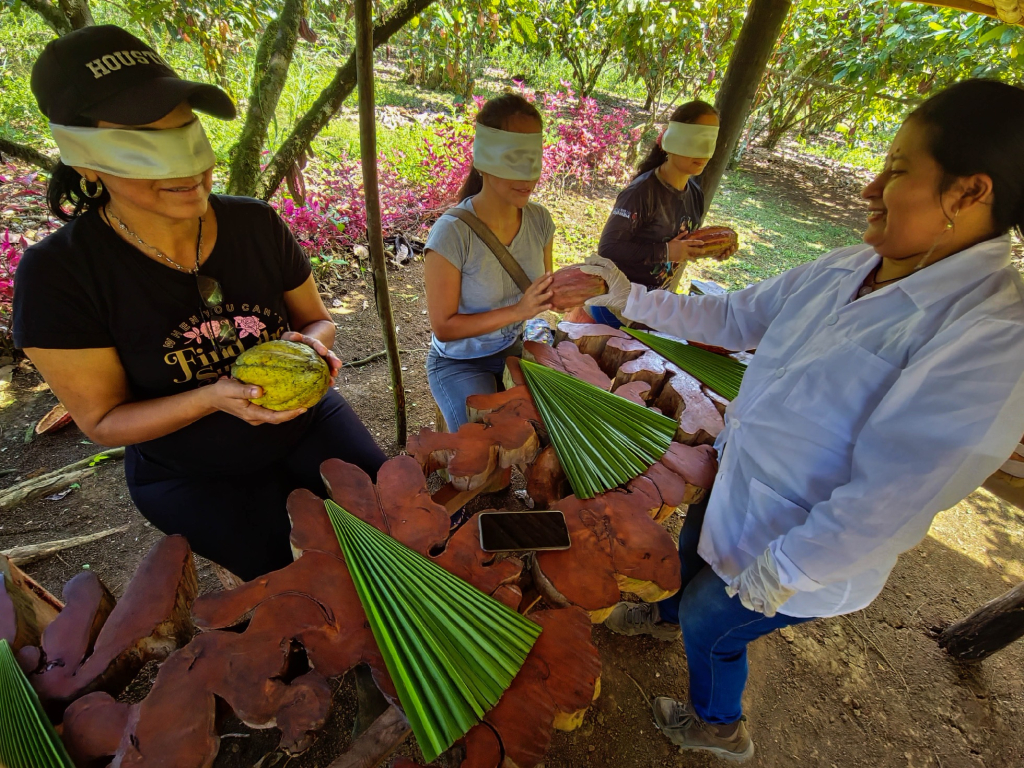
[31, 25, 236, 126]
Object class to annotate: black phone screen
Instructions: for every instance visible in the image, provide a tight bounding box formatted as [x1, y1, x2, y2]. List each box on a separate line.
[478, 511, 571, 552]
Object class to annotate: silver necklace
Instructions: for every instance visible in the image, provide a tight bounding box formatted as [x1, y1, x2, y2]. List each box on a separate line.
[105, 207, 203, 274]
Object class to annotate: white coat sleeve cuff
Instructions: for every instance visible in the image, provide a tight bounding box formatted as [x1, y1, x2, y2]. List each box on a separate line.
[623, 283, 650, 322]
[769, 541, 827, 593]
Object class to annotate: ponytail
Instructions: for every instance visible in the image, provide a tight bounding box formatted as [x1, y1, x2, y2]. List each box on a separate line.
[458, 168, 483, 202]
[635, 100, 719, 179]
[46, 160, 109, 222]
[457, 93, 543, 201]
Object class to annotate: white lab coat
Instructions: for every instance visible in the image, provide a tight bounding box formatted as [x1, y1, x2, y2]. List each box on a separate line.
[624, 236, 1024, 617]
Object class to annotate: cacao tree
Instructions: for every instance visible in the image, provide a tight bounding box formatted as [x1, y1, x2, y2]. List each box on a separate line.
[617, 0, 745, 115]
[749, 0, 1024, 151]
[398, 0, 537, 97]
[124, 0, 278, 90]
[0, 0, 436, 200]
[537, 0, 625, 97]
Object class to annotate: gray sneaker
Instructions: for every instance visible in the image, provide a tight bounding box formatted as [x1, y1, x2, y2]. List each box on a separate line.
[603, 602, 681, 640]
[652, 697, 754, 763]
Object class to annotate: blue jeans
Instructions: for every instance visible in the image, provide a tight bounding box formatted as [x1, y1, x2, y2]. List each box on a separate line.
[657, 498, 814, 724]
[587, 305, 624, 329]
[426, 342, 519, 431]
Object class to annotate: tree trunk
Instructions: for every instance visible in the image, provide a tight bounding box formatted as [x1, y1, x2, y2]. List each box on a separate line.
[57, 0, 93, 29]
[253, 0, 436, 201]
[226, 1, 304, 197]
[21, 0, 73, 36]
[702, 0, 793, 212]
[0, 137, 55, 172]
[939, 581, 1024, 661]
[354, 0, 407, 447]
[581, 44, 612, 98]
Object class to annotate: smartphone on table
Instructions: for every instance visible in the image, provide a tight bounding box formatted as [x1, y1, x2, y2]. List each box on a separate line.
[478, 510, 571, 553]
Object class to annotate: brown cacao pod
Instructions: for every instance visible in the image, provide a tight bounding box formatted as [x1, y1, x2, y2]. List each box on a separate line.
[685, 226, 738, 258]
[548, 266, 608, 311]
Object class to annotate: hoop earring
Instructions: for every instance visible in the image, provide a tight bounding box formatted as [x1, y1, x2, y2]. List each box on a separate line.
[79, 177, 104, 199]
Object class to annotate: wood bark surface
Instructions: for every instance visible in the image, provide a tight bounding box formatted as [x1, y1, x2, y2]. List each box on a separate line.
[0, 447, 125, 512]
[939, 581, 1024, 661]
[60, 457, 594, 768]
[19, 535, 197, 718]
[1, 554, 63, 650]
[1, 525, 129, 567]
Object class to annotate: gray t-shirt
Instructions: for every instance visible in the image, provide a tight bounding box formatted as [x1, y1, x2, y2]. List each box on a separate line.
[426, 197, 555, 359]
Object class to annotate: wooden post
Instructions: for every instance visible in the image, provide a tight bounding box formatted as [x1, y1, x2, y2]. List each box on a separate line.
[939, 581, 1024, 661]
[354, 0, 408, 446]
[700, 0, 793, 213]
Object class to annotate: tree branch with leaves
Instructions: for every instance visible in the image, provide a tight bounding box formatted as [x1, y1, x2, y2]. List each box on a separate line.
[539, 0, 623, 98]
[12, 0, 93, 36]
[248, 0, 436, 200]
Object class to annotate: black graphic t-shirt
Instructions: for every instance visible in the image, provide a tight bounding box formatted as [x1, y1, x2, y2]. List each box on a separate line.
[597, 170, 705, 289]
[13, 195, 318, 476]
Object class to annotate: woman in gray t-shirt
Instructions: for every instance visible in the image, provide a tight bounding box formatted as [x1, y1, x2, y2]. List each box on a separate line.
[425, 94, 556, 430]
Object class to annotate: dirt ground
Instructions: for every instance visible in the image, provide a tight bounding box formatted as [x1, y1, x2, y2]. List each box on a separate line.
[3, 149, 1024, 768]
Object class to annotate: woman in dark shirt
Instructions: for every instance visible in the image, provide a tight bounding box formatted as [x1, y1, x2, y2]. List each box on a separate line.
[592, 101, 736, 326]
[13, 26, 385, 582]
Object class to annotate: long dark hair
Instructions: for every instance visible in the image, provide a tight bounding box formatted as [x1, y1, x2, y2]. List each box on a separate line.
[46, 159, 110, 221]
[635, 100, 719, 179]
[909, 79, 1024, 239]
[458, 93, 543, 202]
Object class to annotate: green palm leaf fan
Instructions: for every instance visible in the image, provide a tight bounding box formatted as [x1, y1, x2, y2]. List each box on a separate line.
[0, 639, 75, 768]
[519, 358, 678, 499]
[324, 500, 542, 763]
[623, 329, 746, 401]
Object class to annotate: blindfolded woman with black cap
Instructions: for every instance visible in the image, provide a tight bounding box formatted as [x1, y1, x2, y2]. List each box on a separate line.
[13, 25, 387, 582]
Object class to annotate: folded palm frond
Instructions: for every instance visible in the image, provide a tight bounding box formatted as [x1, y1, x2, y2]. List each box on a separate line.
[519, 358, 677, 499]
[0, 639, 74, 768]
[325, 500, 542, 762]
[624, 329, 746, 401]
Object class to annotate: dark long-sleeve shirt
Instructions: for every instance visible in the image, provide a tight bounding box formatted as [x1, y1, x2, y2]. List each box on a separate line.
[597, 169, 704, 288]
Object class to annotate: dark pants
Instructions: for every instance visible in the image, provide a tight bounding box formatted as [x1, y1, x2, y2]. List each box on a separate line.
[657, 498, 814, 724]
[126, 390, 387, 581]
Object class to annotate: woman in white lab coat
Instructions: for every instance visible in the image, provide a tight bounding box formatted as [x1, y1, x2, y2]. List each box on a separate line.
[583, 79, 1024, 762]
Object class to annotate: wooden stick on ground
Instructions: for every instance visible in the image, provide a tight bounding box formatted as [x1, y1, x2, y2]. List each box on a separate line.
[343, 349, 424, 368]
[939, 581, 1024, 661]
[326, 705, 410, 768]
[1, 525, 130, 566]
[0, 447, 126, 512]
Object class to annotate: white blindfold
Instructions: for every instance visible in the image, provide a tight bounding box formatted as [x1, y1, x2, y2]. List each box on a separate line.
[661, 121, 719, 159]
[472, 124, 543, 181]
[49, 119, 216, 180]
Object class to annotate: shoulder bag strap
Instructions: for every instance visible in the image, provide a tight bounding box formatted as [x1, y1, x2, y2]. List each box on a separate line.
[442, 207, 533, 293]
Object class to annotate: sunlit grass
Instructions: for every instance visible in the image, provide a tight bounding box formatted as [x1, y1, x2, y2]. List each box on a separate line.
[693, 170, 859, 289]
